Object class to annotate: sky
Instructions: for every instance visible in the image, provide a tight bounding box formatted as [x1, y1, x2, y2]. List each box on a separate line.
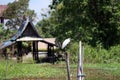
[0, 0, 52, 21]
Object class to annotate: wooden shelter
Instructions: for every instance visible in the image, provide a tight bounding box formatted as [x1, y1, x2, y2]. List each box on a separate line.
[0, 18, 56, 63]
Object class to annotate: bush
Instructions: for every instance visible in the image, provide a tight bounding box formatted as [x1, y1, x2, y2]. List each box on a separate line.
[84, 44, 108, 63]
[67, 42, 120, 63]
[67, 42, 79, 63]
[108, 45, 120, 63]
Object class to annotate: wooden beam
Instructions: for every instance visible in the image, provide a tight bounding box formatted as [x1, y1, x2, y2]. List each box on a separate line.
[47, 44, 51, 57]
[0, 17, 4, 23]
[3, 48, 7, 59]
[33, 41, 39, 63]
[52, 46, 55, 64]
[17, 41, 22, 63]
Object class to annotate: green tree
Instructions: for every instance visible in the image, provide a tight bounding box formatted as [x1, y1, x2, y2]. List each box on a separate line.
[36, 12, 58, 38]
[49, 0, 91, 43]
[48, 0, 120, 48]
[3, 0, 36, 29]
[0, 24, 17, 42]
[88, 0, 120, 48]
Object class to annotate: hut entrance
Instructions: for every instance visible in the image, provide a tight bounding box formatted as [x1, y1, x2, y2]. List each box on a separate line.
[16, 41, 39, 63]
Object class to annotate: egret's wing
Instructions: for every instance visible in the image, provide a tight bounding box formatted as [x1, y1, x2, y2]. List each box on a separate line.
[62, 38, 71, 49]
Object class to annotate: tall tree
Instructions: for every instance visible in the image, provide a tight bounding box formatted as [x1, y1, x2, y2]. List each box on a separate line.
[49, 0, 91, 42]
[47, 0, 120, 48]
[36, 9, 58, 38]
[88, 0, 120, 48]
[0, 23, 16, 42]
[3, 0, 36, 29]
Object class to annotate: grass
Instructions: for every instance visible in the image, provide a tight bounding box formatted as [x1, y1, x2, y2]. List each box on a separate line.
[0, 59, 67, 79]
[84, 63, 120, 76]
[70, 63, 120, 79]
[0, 59, 120, 80]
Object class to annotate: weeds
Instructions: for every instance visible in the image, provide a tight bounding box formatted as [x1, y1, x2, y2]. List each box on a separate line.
[68, 42, 120, 63]
[0, 60, 120, 80]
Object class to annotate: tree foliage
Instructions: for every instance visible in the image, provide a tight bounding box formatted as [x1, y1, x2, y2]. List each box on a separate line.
[3, 0, 36, 29]
[38, 0, 120, 48]
[88, 0, 120, 48]
[36, 18, 56, 38]
[0, 24, 17, 42]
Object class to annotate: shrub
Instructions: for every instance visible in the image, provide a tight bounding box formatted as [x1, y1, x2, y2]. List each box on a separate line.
[84, 44, 108, 63]
[67, 42, 120, 64]
[67, 42, 79, 63]
[108, 45, 120, 63]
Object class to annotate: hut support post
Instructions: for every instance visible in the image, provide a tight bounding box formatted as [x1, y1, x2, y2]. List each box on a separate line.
[33, 41, 39, 63]
[47, 45, 55, 63]
[47, 44, 51, 57]
[17, 41, 22, 63]
[52, 46, 55, 64]
[0, 17, 4, 23]
[3, 48, 7, 59]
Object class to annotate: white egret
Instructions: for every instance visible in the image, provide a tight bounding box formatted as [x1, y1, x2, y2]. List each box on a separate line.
[62, 38, 71, 49]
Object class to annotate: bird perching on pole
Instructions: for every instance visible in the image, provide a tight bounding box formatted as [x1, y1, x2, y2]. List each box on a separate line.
[62, 38, 71, 80]
[62, 38, 71, 50]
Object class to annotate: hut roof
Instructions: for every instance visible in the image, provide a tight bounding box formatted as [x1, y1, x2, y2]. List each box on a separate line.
[0, 40, 15, 49]
[0, 18, 56, 49]
[11, 18, 41, 41]
[38, 38, 56, 49]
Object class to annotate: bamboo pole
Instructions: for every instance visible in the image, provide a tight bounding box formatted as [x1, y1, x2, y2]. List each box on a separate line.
[65, 52, 71, 80]
[77, 41, 84, 80]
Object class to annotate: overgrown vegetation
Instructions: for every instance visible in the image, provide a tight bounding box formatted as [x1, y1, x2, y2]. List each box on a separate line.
[1, 0, 120, 79]
[3, 0, 36, 29]
[68, 42, 120, 63]
[0, 60, 120, 80]
[0, 24, 17, 42]
[37, 0, 120, 49]
[0, 60, 66, 79]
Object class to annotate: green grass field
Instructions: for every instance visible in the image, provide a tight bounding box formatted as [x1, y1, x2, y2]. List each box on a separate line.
[0, 59, 120, 80]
